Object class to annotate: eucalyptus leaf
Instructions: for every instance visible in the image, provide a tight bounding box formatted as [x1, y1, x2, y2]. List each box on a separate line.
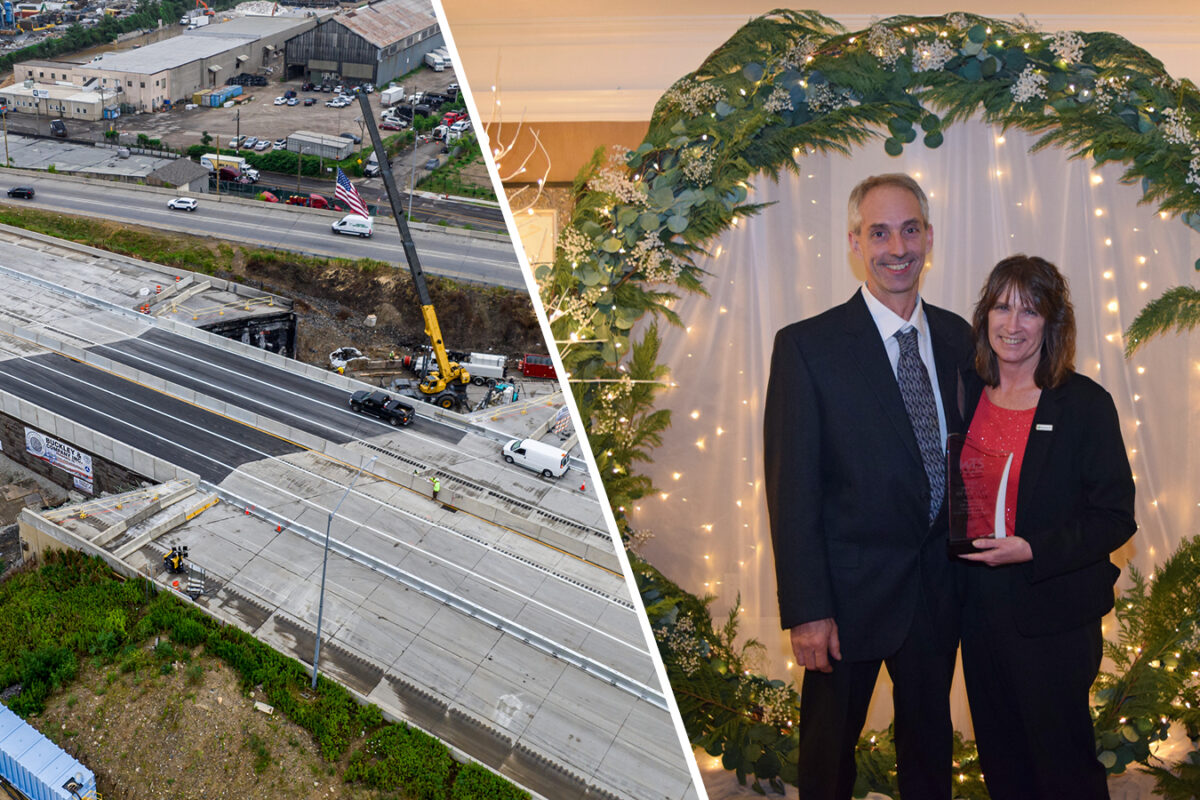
[617, 207, 639, 227]
[958, 59, 982, 81]
[887, 116, 913, 136]
[601, 237, 622, 253]
[1137, 113, 1155, 134]
[743, 62, 765, 82]
[580, 220, 603, 238]
[635, 142, 654, 155]
[1098, 750, 1117, 769]
[650, 185, 677, 209]
[669, 135, 691, 149]
[667, 214, 690, 233]
[981, 56, 999, 77]
[921, 113, 941, 132]
[961, 40, 983, 57]
[1047, 72, 1068, 92]
[923, 131, 944, 148]
[670, 119, 687, 135]
[884, 137, 903, 156]
[900, 127, 917, 144]
[579, 264, 602, 286]
[716, 100, 735, 118]
[967, 24, 987, 43]
[638, 211, 662, 231]
[1005, 48, 1027, 71]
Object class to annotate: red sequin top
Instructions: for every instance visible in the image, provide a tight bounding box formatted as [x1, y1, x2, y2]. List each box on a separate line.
[962, 391, 1037, 540]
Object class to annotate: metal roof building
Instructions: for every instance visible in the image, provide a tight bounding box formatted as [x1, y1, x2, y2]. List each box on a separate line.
[284, 0, 442, 86]
[12, 15, 318, 112]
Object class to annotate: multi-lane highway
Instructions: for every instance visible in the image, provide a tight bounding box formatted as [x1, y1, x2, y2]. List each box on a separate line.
[1, 174, 526, 288]
[0, 239, 697, 800]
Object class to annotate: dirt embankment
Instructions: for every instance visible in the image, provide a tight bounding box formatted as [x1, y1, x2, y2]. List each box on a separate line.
[217, 243, 546, 366]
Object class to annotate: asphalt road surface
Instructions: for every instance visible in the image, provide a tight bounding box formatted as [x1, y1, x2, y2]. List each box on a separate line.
[2, 175, 525, 289]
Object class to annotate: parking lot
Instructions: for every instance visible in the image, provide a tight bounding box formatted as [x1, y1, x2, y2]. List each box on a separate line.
[3, 63, 463, 155]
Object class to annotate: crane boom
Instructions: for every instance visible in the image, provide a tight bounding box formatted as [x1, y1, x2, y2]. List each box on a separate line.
[354, 90, 470, 403]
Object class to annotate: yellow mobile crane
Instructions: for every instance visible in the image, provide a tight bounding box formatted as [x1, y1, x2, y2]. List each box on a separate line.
[354, 90, 471, 410]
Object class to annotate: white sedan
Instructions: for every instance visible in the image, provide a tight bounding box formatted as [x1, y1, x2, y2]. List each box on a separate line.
[273, 96, 286, 105]
[167, 197, 198, 211]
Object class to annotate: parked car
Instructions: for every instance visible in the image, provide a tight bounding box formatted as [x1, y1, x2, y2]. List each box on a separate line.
[324, 98, 343, 108]
[303, 97, 316, 106]
[254, 139, 270, 151]
[339, 132, 362, 144]
[273, 138, 287, 148]
[349, 389, 414, 426]
[242, 136, 258, 148]
[229, 134, 245, 148]
[301, 82, 315, 91]
[319, 83, 331, 92]
[273, 96, 286, 105]
[6, 186, 34, 199]
[284, 89, 297, 99]
[362, 83, 375, 93]
[167, 197, 198, 211]
[380, 120, 405, 131]
[333, 84, 344, 94]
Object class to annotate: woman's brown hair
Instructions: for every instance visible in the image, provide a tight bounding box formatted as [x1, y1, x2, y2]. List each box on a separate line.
[972, 255, 1075, 389]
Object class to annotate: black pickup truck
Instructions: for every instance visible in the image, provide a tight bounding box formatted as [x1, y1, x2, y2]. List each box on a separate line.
[349, 390, 415, 426]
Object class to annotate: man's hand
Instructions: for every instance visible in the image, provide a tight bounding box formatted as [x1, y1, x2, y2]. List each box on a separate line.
[958, 536, 1033, 566]
[790, 618, 841, 673]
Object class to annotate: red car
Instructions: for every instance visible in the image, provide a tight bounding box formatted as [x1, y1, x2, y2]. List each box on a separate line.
[380, 120, 404, 131]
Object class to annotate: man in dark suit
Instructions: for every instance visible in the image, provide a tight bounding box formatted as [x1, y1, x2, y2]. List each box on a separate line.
[764, 174, 973, 799]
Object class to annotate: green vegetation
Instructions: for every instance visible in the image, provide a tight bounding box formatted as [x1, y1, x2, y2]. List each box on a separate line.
[417, 134, 495, 201]
[0, 550, 530, 799]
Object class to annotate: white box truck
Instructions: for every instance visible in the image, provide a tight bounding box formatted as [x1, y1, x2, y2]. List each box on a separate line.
[423, 51, 445, 72]
[380, 86, 405, 106]
[199, 153, 259, 181]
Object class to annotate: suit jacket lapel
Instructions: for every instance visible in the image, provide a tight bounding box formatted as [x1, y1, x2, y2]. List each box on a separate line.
[1015, 383, 1064, 531]
[842, 290, 926, 471]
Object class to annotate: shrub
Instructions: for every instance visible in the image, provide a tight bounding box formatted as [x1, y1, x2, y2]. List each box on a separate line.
[451, 763, 531, 800]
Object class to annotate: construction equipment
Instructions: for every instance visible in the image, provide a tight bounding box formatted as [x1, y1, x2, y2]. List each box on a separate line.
[163, 545, 189, 573]
[354, 89, 471, 410]
[195, 0, 214, 16]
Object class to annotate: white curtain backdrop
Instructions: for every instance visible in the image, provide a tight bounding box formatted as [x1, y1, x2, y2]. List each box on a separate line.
[633, 116, 1200, 733]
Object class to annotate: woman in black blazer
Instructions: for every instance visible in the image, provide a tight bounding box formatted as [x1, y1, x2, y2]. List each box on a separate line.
[957, 255, 1136, 799]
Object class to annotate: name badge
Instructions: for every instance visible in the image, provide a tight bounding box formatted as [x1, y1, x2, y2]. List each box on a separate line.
[1035, 424, 1053, 431]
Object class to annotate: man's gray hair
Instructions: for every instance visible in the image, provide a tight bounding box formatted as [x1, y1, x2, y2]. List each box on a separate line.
[847, 173, 930, 233]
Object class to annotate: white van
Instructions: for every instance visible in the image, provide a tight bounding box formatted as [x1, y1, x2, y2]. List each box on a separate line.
[332, 214, 373, 238]
[501, 438, 569, 478]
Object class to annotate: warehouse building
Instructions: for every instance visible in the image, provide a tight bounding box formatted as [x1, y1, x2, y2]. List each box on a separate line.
[284, 0, 441, 87]
[11, 15, 318, 114]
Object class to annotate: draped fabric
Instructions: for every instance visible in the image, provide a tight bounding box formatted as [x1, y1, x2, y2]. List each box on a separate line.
[633, 117, 1200, 731]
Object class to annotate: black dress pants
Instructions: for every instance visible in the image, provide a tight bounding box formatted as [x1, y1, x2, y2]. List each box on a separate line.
[961, 566, 1108, 800]
[796, 595, 956, 800]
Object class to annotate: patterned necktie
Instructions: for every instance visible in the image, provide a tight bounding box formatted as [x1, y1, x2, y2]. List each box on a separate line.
[895, 327, 944, 524]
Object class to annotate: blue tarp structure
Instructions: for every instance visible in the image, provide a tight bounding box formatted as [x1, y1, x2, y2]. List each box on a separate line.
[0, 703, 96, 800]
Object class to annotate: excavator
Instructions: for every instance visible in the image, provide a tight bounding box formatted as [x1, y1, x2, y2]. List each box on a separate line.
[354, 90, 471, 410]
[163, 545, 189, 574]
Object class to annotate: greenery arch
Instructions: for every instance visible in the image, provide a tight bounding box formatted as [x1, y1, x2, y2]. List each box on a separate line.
[535, 10, 1200, 796]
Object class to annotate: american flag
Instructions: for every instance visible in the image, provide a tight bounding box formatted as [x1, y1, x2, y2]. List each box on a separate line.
[334, 168, 369, 217]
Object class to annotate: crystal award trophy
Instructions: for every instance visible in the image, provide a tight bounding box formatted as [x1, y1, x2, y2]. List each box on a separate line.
[947, 432, 1014, 555]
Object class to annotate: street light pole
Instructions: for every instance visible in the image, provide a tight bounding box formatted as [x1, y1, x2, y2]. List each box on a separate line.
[296, 146, 305, 195]
[311, 454, 377, 689]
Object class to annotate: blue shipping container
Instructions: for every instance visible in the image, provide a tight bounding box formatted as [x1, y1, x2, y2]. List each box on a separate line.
[0, 704, 96, 800]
